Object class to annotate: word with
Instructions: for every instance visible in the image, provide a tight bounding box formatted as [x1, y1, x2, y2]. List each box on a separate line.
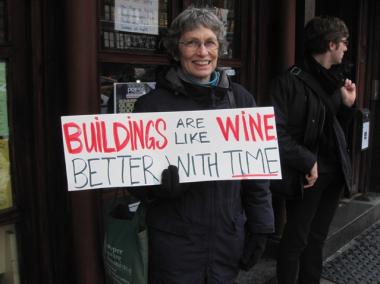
[167, 147, 279, 179]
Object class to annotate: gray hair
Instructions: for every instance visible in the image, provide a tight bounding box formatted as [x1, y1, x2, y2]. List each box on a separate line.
[162, 7, 226, 59]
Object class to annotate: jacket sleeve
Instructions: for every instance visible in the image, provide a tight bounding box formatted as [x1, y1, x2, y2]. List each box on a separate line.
[270, 75, 317, 173]
[242, 179, 274, 234]
[336, 95, 357, 135]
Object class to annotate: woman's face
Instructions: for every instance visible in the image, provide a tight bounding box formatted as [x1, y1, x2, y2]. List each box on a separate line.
[177, 26, 219, 83]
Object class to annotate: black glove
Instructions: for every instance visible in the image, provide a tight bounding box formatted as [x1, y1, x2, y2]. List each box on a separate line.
[154, 165, 189, 199]
[239, 232, 268, 271]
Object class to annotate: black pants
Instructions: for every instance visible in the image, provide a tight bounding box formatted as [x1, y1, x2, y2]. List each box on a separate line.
[276, 172, 343, 284]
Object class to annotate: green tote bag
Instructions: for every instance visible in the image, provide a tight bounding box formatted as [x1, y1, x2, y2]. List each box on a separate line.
[103, 195, 148, 284]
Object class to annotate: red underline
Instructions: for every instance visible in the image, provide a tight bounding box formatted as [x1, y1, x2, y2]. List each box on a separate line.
[232, 173, 279, 178]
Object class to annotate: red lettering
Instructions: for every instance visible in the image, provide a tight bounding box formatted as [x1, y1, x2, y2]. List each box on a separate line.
[145, 120, 155, 149]
[95, 117, 103, 152]
[249, 114, 263, 141]
[63, 122, 83, 154]
[132, 120, 145, 150]
[264, 114, 276, 141]
[241, 111, 250, 141]
[113, 122, 130, 151]
[101, 121, 116, 152]
[82, 122, 98, 152]
[64, 116, 170, 154]
[216, 115, 240, 141]
[155, 118, 168, 149]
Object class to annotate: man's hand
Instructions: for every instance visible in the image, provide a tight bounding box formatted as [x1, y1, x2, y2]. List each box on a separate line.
[304, 162, 318, 188]
[239, 233, 268, 271]
[341, 79, 356, 107]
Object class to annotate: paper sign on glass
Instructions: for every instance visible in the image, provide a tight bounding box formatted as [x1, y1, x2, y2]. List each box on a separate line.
[114, 0, 159, 35]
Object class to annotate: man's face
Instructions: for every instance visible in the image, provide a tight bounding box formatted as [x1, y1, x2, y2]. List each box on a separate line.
[331, 38, 348, 64]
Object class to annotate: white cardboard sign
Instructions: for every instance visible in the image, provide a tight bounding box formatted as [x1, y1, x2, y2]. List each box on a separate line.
[61, 107, 282, 191]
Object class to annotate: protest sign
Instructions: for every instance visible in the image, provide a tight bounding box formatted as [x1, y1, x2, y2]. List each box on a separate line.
[61, 107, 282, 191]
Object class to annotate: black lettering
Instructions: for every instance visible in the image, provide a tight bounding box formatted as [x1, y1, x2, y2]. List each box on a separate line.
[72, 158, 88, 189]
[199, 131, 210, 143]
[129, 157, 141, 185]
[117, 155, 132, 183]
[88, 158, 102, 187]
[264, 147, 280, 174]
[245, 149, 265, 173]
[222, 150, 243, 175]
[176, 118, 185, 128]
[177, 153, 191, 177]
[102, 157, 116, 185]
[207, 153, 219, 177]
[142, 155, 159, 183]
[175, 132, 187, 144]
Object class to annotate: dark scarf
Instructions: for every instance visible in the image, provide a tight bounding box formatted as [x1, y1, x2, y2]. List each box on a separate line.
[303, 55, 344, 96]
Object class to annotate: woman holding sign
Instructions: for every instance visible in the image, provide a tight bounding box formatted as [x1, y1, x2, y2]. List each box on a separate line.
[133, 7, 274, 283]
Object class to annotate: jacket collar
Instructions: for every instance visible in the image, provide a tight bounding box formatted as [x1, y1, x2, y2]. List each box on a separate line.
[163, 67, 231, 96]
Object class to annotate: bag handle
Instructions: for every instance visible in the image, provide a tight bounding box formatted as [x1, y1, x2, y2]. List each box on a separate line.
[227, 76, 237, 108]
[289, 66, 336, 114]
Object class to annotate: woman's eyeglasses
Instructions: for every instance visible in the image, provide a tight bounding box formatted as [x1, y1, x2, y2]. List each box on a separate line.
[179, 39, 219, 51]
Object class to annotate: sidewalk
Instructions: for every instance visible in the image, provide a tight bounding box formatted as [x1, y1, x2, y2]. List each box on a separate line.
[235, 193, 380, 284]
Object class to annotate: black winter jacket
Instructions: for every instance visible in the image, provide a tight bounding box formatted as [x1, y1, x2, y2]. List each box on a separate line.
[270, 67, 355, 199]
[134, 67, 274, 235]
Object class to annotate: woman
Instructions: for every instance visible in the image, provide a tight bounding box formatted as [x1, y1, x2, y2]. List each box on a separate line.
[134, 7, 274, 283]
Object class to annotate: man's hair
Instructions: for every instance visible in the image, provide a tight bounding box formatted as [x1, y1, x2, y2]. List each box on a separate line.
[162, 7, 226, 59]
[304, 16, 349, 55]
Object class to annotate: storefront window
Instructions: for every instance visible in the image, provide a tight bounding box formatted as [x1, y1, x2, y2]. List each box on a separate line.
[0, 224, 20, 284]
[99, 63, 241, 114]
[99, 0, 169, 52]
[100, 63, 165, 113]
[98, 1, 243, 113]
[0, 62, 11, 211]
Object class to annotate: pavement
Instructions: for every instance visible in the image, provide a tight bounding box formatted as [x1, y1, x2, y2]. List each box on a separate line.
[234, 193, 380, 284]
